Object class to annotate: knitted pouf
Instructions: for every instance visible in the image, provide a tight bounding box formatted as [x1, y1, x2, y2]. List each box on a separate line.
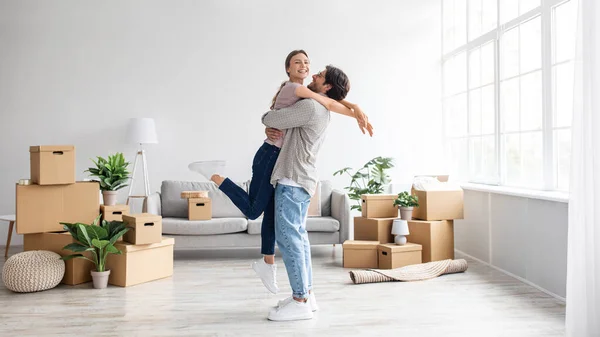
[2, 250, 65, 293]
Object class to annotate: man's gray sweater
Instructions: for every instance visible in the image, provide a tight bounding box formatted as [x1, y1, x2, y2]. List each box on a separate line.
[261, 98, 330, 197]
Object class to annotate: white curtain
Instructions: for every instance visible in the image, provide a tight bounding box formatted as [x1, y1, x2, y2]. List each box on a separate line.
[566, 0, 600, 336]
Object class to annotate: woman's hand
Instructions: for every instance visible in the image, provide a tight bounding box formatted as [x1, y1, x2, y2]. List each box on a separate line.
[265, 127, 283, 142]
[354, 106, 374, 137]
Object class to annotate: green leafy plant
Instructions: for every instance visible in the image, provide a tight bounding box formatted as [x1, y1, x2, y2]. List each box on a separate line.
[393, 191, 419, 208]
[85, 152, 131, 191]
[60, 214, 130, 272]
[333, 156, 395, 211]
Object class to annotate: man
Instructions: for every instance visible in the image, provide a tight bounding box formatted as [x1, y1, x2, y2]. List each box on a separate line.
[261, 65, 352, 321]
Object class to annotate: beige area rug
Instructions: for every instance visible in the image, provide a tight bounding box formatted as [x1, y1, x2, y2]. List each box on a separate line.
[349, 259, 468, 284]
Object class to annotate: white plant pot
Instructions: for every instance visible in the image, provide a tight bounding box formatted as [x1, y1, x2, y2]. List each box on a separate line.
[102, 191, 118, 206]
[91, 270, 111, 289]
[399, 206, 414, 220]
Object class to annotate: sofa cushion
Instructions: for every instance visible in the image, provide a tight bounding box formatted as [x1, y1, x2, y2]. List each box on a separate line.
[320, 180, 332, 216]
[247, 216, 340, 235]
[161, 180, 247, 218]
[162, 217, 248, 235]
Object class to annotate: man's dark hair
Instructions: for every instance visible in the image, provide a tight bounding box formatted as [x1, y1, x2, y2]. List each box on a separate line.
[324, 65, 350, 101]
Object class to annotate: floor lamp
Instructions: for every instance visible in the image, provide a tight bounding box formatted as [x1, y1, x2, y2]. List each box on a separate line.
[126, 118, 158, 205]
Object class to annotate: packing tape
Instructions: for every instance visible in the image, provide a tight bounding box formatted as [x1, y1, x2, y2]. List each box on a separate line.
[18, 179, 31, 185]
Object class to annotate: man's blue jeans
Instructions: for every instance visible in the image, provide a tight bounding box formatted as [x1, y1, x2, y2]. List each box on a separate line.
[274, 183, 313, 299]
[219, 142, 280, 255]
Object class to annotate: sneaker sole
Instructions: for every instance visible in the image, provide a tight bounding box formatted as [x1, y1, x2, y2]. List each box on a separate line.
[252, 263, 279, 294]
[267, 312, 314, 321]
[274, 302, 318, 312]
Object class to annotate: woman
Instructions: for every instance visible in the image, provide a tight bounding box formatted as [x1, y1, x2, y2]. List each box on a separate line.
[211, 50, 372, 294]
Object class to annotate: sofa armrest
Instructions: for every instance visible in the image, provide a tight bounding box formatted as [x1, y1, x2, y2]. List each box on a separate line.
[143, 192, 162, 215]
[331, 189, 351, 243]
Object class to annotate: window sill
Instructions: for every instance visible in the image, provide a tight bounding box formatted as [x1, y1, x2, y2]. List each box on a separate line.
[460, 183, 570, 203]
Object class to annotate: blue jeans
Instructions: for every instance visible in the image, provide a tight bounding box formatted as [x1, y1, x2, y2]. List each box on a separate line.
[274, 183, 313, 299]
[219, 142, 280, 255]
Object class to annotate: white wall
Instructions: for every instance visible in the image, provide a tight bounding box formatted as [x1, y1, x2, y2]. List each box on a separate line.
[455, 190, 569, 299]
[0, 0, 443, 246]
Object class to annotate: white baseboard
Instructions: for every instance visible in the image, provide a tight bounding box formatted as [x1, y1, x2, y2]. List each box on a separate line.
[455, 249, 566, 303]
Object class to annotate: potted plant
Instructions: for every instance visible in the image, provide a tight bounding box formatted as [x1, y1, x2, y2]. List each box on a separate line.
[333, 156, 394, 212]
[85, 152, 131, 206]
[60, 214, 130, 289]
[393, 191, 419, 220]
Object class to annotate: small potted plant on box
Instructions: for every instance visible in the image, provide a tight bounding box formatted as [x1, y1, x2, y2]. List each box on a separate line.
[60, 214, 130, 289]
[393, 191, 419, 220]
[85, 152, 131, 206]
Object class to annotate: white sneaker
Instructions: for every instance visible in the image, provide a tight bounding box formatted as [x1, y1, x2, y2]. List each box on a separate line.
[268, 298, 313, 321]
[252, 259, 279, 294]
[276, 292, 319, 312]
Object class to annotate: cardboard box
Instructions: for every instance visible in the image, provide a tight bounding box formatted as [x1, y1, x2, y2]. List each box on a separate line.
[16, 181, 100, 234]
[100, 204, 130, 222]
[29, 145, 76, 185]
[188, 197, 212, 220]
[361, 194, 398, 218]
[123, 213, 162, 245]
[23, 232, 94, 285]
[342, 240, 379, 268]
[412, 176, 464, 220]
[407, 220, 455, 263]
[377, 243, 422, 269]
[354, 217, 395, 244]
[105, 237, 174, 287]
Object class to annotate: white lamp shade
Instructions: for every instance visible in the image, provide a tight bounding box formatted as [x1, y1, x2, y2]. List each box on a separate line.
[127, 118, 158, 144]
[391, 219, 410, 236]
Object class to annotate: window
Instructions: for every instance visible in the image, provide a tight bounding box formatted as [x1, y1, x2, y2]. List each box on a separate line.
[442, 0, 579, 191]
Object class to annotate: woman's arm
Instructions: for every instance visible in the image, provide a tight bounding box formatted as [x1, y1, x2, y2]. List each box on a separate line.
[295, 86, 374, 136]
[295, 86, 354, 117]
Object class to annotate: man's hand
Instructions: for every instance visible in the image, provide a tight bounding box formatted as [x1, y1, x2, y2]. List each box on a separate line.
[265, 127, 283, 142]
[354, 107, 374, 137]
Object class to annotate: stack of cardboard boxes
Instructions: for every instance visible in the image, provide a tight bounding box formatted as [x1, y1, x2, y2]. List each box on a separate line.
[181, 190, 212, 220]
[343, 194, 423, 269]
[105, 213, 174, 287]
[342, 179, 464, 269]
[20, 145, 101, 285]
[19, 145, 174, 287]
[407, 177, 464, 263]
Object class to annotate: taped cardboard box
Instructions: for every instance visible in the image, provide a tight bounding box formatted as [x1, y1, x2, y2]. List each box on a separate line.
[361, 194, 398, 218]
[29, 145, 76, 185]
[16, 181, 100, 234]
[24, 232, 94, 285]
[101, 204, 130, 222]
[342, 240, 379, 268]
[412, 175, 464, 221]
[407, 220, 455, 263]
[377, 243, 422, 269]
[354, 217, 395, 244]
[188, 197, 212, 220]
[105, 237, 174, 287]
[123, 213, 162, 245]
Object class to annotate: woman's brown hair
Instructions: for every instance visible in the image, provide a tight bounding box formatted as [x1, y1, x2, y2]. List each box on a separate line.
[270, 49, 308, 110]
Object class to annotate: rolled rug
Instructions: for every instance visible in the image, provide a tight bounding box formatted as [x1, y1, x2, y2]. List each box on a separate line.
[349, 259, 468, 284]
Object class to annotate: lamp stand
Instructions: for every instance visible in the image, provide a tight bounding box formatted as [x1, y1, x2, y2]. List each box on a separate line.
[127, 144, 151, 205]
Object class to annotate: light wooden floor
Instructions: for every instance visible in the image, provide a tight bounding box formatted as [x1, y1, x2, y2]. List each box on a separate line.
[0, 245, 565, 337]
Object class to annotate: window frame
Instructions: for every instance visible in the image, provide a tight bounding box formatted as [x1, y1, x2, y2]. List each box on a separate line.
[441, 0, 576, 191]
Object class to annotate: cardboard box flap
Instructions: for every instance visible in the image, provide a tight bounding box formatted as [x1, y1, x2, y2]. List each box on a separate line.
[101, 204, 129, 213]
[115, 237, 175, 253]
[29, 145, 75, 153]
[361, 194, 397, 200]
[378, 242, 422, 253]
[342, 240, 380, 250]
[189, 197, 211, 204]
[122, 213, 162, 224]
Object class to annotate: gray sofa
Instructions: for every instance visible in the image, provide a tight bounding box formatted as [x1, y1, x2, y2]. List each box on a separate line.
[143, 180, 351, 250]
